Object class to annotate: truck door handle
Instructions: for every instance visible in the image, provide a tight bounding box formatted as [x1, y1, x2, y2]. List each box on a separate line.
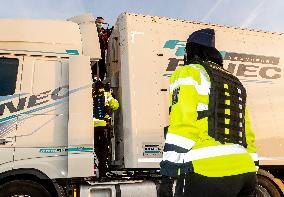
[0, 139, 12, 145]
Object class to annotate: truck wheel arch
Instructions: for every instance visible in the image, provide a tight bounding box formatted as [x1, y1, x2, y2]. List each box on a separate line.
[0, 168, 60, 197]
[257, 168, 284, 196]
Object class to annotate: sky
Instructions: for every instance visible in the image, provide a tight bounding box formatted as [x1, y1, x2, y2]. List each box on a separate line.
[0, 0, 283, 33]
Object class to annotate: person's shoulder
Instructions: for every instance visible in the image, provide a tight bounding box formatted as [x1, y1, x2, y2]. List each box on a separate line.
[170, 64, 197, 80]
[174, 64, 204, 74]
[171, 63, 209, 82]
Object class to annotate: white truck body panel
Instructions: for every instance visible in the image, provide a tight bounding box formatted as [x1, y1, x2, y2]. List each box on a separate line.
[0, 18, 98, 179]
[68, 55, 93, 178]
[13, 154, 68, 179]
[108, 13, 284, 168]
[0, 19, 82, 57]
[68, 13, 102, 61]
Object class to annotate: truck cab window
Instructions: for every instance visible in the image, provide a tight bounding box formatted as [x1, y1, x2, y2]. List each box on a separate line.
[0, 58, 19, 96]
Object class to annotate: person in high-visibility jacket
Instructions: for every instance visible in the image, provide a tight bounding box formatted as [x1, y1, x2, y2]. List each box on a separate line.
[93, 80, 119, 178]
[93, 81, 119, 127]
[160, 28, 258, 197]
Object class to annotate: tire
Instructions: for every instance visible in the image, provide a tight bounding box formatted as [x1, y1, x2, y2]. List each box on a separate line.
[0, 180, 51, 197]
[256, 185, 271, 197]
[257, 175, 282, 197]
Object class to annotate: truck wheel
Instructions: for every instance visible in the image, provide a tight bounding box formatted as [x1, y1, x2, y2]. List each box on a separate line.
[0, 180, 51, 197]
[256, 185, 271, 197]
[257, 175, 282, 197]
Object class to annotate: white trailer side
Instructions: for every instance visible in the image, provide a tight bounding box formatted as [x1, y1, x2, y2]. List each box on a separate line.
[108, 12, 284, 169]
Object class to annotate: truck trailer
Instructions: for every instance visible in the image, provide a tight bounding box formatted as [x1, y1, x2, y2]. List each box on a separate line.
[0, 12, 283, 197]
[108, 13, 284, 197]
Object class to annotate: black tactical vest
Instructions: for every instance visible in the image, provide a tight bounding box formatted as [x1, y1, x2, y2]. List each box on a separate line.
[93, 92, 106, 120]
[198, 60, 247, 147]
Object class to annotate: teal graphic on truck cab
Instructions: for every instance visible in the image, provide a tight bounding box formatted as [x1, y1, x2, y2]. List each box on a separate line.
[0, 85, 89, 138]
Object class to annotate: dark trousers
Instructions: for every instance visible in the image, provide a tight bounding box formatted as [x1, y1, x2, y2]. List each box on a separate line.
[174, 172, 256, 197]
[159, 176, 174, 197]
[91, 58, 106, 81]
[94, 126, 111, 178]
[98, 58, 106, 80]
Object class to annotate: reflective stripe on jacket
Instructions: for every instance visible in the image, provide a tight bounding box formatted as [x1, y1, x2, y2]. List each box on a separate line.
[160, 64, 258, 178]
[93, 118, 107, 127]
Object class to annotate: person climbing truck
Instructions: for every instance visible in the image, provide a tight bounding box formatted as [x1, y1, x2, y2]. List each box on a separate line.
[93, 80, 119, 178]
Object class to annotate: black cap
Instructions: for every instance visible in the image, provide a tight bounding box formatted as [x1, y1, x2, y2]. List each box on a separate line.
[187, 28, 215, 48]
[94, 80, 104, 90]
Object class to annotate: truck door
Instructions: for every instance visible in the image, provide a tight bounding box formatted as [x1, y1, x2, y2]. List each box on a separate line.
[0, 56, 23, 168]
[14, 56, 68, 163]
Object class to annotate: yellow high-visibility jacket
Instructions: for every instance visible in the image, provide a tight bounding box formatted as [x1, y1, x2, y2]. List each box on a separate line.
[160, 64, 258, 177]
[93, 90, 119, 127]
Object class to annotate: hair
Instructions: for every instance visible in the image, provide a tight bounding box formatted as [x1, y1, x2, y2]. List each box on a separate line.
[96, 17, 104, 20]
[95, 17, 105, 24]
[185, 42, 223, 67]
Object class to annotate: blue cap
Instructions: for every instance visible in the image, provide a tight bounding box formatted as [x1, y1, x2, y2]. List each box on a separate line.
[187, 28, 215, 48]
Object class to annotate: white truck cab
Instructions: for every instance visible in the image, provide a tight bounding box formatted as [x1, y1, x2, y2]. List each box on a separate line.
[0, 14, 99, 196]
